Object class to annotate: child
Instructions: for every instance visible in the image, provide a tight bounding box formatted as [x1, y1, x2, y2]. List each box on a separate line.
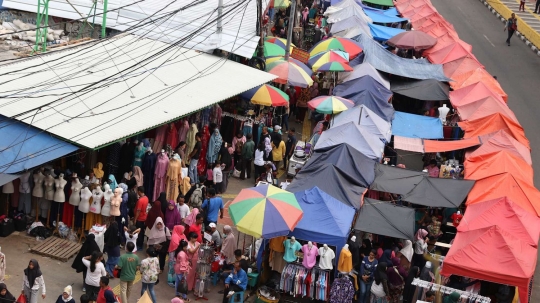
[124, 225, 141, 252]
[140, 247, 159, 303]
[80, 294, 90, 303]
[212, 161, 225, 194]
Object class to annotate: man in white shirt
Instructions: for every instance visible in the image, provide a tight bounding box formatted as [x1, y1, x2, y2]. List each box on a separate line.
[208, 223, 222, 248]
[176, 195, 190, 222]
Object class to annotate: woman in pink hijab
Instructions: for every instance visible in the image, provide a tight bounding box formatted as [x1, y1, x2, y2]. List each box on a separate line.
[302, 7, 309, 25]
[412, 229, 428, 269]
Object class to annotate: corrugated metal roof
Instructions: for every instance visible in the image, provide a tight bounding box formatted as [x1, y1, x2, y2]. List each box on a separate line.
[0, 34, 276, 149]
[1, 0, 269, 58]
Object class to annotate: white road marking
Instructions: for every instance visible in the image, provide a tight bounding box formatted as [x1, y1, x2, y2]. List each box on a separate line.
[484, 34, 496, 47]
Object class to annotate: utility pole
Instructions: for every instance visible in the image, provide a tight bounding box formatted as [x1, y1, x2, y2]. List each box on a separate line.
[284, 0, 296, 60]
[101, 0, 108, 38]
[257, 0, 264, 57]
[33, 0, 50, 54]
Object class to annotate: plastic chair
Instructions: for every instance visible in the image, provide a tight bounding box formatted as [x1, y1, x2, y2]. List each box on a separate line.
[211, 271, 221, 286]
[228, 291, 244, 303]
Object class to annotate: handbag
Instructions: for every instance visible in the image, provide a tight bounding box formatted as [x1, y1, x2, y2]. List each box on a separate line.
[177, 276, 188, 294]
[371, 281, 386, 298]
[16, 294, 27, 303]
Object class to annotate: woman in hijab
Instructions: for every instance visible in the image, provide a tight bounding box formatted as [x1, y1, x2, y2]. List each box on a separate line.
[412, 229, 428, 269]
[183, 208, 199, 229]
[147, 217, 172, 272]
[371, 262, 389, 303]
[386, 258, 408, 303]
[132, 166, 144, 187]
[359, 239, 372, 259]
[207, 128, 223, 165]
[402, 266, 420, 303]
[107, 174, 118, 191]
[72, 233, 101, 290]
[167, 225, 187, 287]
[104, 221, 121, 278]
[0, 283, 15, 302]
[145, 200, 164, 230]
[23, 259, 46, 303]
[157, 192, 168, 215]
[399, 240, 413, 270]
[378, 249, 393, 266]
[220, 225, 236, 263]
[264, 137, 273, 161]
[443, 292, 460, 303]
[55, 285, 75, 303]
[165, 201, 182, 230]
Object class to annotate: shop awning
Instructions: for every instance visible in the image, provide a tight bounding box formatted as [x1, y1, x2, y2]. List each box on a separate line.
[0, 173, 21, 186]
[310, 143, 377, 186]
[315, 122, 385, 160]
[287, 164, 368, 209]
[392, 111, 443, 139]
[354, 198, 415, 240]
[440, 226, 537, 303]
[0, 116, 78, 174]
[0, 35, 277, 149]
[423, 137, 481, 152]
[390, 79, 450, 101]
[332, 105, 392, 142]
[290, 187, 356, 253]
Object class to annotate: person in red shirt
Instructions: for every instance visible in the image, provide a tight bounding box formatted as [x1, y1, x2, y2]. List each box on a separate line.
[96, 276, 115, 303]
[133, 186, 149, 251]
[450, 211, 463, 227]
[189, 214, 204, 243]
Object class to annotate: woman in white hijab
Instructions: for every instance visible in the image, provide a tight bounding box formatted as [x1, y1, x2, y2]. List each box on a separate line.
[399, 240, 414, 270]
[55, 285, 75, 303]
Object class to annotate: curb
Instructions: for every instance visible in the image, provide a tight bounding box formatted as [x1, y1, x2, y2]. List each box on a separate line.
[480, 0, 540, 55]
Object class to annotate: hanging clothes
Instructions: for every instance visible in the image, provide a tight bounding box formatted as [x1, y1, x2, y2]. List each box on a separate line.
[153, 153, 169, 201]
[142, 152, 157, 199]
[185, 124, 199, 157]
[329, 277, 355, 303]
[152, 125, 168, 153]
[197, 125, 210, 176]
[166, 158, 182, 201]
[133, 146, 146, 168]
[178, 120, 189, 143]
[206, 129, 223, 164]
[210, 104, 222, 126]
[165, 124, 178, 150]
[338, 248, 353, 273]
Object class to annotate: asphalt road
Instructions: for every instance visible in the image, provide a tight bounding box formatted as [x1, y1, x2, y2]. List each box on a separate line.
[430, 0, 540, 299]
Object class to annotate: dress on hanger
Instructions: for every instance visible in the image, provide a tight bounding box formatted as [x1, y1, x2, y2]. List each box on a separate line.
[152, 125, 168, 153]
[207, 130, 223, 164]
[153, 153, 169, 201]
[185, 124, 198, 157]
[165, 124, 178, 150]
[166, 159, 182, 201]
[142, 152, 157, 200]
[133, 146, 146, 168]
[178, 120, 189, 143]
[197, 125, 210, 176]
[338, 248, 353, 273]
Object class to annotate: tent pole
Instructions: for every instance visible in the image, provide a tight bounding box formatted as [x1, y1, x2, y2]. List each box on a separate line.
[284, 0, 297, 60]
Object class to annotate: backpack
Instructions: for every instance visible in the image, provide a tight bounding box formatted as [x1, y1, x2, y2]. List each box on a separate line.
[235, 139, 244, 154]
[190, 184, 205, 208]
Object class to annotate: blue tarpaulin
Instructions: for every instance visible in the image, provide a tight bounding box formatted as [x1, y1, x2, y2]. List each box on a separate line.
[391, 111, 444, 139]
[0, 115, 79, 173]
[289, 187, 356, 256]
[369, 23, 405, 41]
[384, 7, 399, 16]
[365, 9, 408, 23]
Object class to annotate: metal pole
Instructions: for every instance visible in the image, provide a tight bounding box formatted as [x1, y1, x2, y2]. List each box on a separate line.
[257, 0, 264, 57]
[101, 0, 108, 38]
[284, 0, 296, 60]
[217, 0, 223, 34]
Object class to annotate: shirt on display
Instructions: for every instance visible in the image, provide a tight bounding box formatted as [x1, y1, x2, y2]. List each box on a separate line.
[318, 246, 335, 270]
[301, 244, 319, 269]
[337, 248, 353, 273]
[283, 239, 301, 263]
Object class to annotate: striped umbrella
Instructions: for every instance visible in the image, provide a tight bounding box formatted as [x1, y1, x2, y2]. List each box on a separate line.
[309, 37, 363, 58]
[314, 61, 353, 72]
[270, 0, 291, 8]
[308, 95, 355, 114]
[240, 84, 289, 107]
[265, 37, 296, 49]
[266, 59, 314, 88]
[308, 50, 350, 70]
[261, 42, 294, 57]
[266, 56, 313, 76]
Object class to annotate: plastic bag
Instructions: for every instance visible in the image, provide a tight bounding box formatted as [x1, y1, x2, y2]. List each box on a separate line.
[17, 294, 27, 303]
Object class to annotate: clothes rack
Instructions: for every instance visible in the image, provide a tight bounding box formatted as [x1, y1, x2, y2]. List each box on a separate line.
[411, 278, 491, 303]
[279, 263, 330, 301]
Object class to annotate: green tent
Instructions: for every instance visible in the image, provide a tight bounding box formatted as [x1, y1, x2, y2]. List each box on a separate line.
[363, 0, 395, 8]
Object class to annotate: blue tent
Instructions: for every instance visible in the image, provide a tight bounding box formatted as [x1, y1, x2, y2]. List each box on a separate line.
[0, 115, 79, 173]
[384, 7, 400, 16]
[289, 187, 356, 255]
[391, 111, 443, 139]
[333, 76, 395, 121]
[368, 23, 405, 41]
[365, 9, 408, 23]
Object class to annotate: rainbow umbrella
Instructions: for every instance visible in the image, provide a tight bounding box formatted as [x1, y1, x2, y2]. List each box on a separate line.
[266, 56, 313, 76]
[265, 37, 296, 49]
[261, 42, 294, 57]
[229, 184, 303, 238]
[308, 50, 350, 70]
[308, 95, 355, 114]
[314, 61, 353, 72]
[309, 37, 363, 58]
[266, 59, 314, 88]
[270, 0, 291, 8]
[240, 84, 289, 107]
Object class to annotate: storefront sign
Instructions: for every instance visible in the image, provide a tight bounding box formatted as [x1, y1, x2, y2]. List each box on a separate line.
[291, 48, 310, 64]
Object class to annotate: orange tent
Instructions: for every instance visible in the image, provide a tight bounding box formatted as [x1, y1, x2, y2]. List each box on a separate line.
[466, 172, 540, 216]
[417, 17, 455, 31]
[466, 130, 532, 165]
[423, 137, 481, 152]
[424, 33, 472, 55]
[408, 5, 437, 21]
[449, 81, 505, 107]
[420, 21, 457, 38]
[396, 0, 429, 12]
[458, 113, 529, 149]
[443, 56, 484, 79]
[440, 226, 536, 303]
[457, 197, 540, 247]
[450, 68, 508, 101]
[426, 41, 475, 64]
[456, 96, 518, 122]
[412, 14, 449, 28]
[464, 150, 533, 182]
[401, 2, 434, 16]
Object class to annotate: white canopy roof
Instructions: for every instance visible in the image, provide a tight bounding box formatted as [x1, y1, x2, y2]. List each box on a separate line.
[0, 34, 276, 149]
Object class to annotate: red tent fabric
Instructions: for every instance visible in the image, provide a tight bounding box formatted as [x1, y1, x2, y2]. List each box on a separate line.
[449, 81, 505, 106]
[443, 56, 484, 79]
[401, 2, 435, 16]
[451, 68, 508, 101]
[412, 14, 450, 28]
[466, 130, 532, 165]
[456, 96, 518, 122]
[423, 137, 480, 152]
[423, 33, 473, 55]
[459, 113, 529, 149]
[440, 226, 537, 303]
[426, 41, 475, 64]
[421, 22, 458, 38]
[457, 197, 540, 247]
[464, 150, 533, 182]
[466, 172, 540, 217]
